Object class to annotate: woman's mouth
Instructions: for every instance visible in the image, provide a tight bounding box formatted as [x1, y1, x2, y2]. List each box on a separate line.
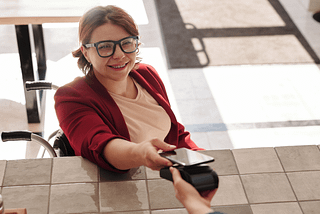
[108, 63, 128, 69]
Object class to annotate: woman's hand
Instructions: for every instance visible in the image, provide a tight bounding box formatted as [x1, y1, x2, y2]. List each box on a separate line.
[103, 138, 176, 170]
[135, 138, 176, 170]
[170, 167, 217, 214]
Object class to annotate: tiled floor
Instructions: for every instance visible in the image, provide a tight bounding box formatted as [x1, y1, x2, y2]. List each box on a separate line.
[0, 0, 320, 160]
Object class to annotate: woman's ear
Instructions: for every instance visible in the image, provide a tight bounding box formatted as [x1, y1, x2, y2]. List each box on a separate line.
[81, 46, 91, 63]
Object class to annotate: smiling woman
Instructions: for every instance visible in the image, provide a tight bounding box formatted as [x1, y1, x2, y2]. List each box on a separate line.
[54, 5, 202, 174]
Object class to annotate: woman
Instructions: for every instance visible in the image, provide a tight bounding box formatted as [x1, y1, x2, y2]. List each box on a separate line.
[54, 5, 202, 173]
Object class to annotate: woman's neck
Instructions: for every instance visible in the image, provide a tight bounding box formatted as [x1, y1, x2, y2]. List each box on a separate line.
[104, 76, 138, 99]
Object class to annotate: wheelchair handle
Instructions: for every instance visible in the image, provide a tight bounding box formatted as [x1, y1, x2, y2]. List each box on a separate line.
[1, 131, 32, 141]
[1, 131, 57, 158]
[25, 81, 59, 91]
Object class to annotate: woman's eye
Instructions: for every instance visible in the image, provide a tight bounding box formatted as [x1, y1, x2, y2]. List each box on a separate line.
[98, 43, 113, 49]
[123, 41, 132, 45]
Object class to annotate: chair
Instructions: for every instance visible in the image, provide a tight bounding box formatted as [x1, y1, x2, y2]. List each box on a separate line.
[1, 81, 75, 158]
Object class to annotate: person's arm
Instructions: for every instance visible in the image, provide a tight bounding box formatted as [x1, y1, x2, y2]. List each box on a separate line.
[104, 138, 176, 170]
[170, 167, 217, 214]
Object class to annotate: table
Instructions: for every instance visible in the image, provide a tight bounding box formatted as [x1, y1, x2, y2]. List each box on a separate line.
[1, 146, 320, 214]
[0, 0, 98, 123]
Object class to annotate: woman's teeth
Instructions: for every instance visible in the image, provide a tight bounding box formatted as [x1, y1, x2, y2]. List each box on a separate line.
[110, 64, 126, 68]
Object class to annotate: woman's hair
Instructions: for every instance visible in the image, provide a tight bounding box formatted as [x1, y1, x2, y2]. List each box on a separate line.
[72, 5, 140, 75]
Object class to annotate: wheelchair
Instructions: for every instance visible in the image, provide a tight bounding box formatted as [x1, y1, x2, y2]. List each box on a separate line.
[1, 81, 74, 158]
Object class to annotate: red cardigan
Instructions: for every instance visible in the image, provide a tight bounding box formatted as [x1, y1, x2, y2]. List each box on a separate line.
[54, 63, 201, 172]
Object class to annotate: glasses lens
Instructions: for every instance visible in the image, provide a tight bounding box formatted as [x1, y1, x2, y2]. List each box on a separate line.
[120, 37, 138, 53]
[97, 42, 114, 57]
[96, 37, 138, 57]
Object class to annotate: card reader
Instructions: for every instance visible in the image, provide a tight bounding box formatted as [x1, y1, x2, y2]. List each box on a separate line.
[160, 164, 219, 192]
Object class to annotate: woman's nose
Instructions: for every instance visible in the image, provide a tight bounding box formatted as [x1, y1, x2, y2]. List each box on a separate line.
[112, 44, 125, 59]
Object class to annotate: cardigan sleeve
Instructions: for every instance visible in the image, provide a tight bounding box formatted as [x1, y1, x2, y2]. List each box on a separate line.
[54, 78, 129, 173]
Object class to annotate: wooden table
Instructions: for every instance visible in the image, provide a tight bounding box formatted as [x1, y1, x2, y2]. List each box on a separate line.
[1, 146, 320, 213]
[0, 0, 98, 123]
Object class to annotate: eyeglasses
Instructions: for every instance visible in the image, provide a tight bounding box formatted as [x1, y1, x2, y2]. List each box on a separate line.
[83, 36, 139, 58]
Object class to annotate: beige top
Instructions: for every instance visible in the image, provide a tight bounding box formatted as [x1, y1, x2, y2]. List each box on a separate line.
[109, 79, 171, 143]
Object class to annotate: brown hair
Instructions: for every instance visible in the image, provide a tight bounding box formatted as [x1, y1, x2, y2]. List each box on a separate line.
[72, 5, 140, 75]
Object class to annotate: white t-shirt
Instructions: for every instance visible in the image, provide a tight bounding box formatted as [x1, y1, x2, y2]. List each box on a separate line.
[109, 79, 171, 143]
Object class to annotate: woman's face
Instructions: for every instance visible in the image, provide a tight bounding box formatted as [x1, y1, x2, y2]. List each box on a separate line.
[82, 23, 137, 84]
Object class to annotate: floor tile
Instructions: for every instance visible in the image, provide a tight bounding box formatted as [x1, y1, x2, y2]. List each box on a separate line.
[299, 200, 320, 214]
[201, 150, 239, 175]
[275, 145, 320, 171]
[3, 158, 52, 186]
[241, 173, 296, 203]
[203, 64, 320, 124]
[0, 54, 25, 105]
[105, 211, 150, 214]
[147, 179, 183, 209]
[49, 183, 99, 214]
[177, 99, 223, 125]
[146, 167, 161, 179]
[213, 205, 253, 214]
[207, 131, 234, 150]
[287, 171, 320, 200]
[52, 156, 98, 184]
[151, 209, 188, 214]
[228, 126, 320, 149]
[201, 35, 313, 66]
[0, 160, 6, 186]
[168, 68, 213, 100]
[232, 147, 283, 174]
[100, 166, 146, 181]
[0, 53, 30, 160]
[251, 202, 303, 214]
[100, 180, 149, 212]
[2, 185, 49, 214]
[211, 175, 248, 206]
[175, 0, 285, 28]
[186, 123, 227, 133]
[189, 131, 234, 150]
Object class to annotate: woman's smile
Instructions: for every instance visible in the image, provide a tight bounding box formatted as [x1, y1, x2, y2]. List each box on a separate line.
[108, 62, 128, 69]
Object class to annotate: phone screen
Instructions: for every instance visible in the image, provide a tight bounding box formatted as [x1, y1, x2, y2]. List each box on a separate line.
[160, 148, 214, 166]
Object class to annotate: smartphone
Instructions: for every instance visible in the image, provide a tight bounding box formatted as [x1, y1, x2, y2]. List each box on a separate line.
[160, 148, 214, 166]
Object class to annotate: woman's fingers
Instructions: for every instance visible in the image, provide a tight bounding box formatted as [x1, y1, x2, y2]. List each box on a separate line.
[145, 138, 176, 170]
[149, 138, 176, 151]
[141, 138, 175, 170]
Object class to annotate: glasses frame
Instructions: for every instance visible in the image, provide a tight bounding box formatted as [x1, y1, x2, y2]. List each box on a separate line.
[83, 36, 139, 58]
